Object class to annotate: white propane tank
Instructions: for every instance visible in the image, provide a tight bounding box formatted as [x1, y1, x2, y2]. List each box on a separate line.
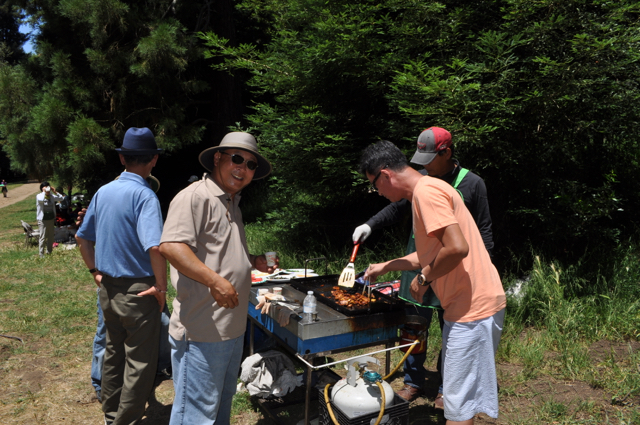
[330, 374, 394, 419]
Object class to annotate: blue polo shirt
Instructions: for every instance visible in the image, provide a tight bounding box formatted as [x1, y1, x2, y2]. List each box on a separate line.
[76, 172, 163, 278]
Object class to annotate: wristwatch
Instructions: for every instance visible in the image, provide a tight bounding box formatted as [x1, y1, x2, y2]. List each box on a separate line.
[417, 274, 431, 287]
[88, 268, 98, 274]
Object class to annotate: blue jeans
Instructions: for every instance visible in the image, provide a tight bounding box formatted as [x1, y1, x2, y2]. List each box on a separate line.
[403, 305, 445, 390]
[91, 287, 172, 392]
[170, 334, 244, 425]
[91, 288, 106, 391]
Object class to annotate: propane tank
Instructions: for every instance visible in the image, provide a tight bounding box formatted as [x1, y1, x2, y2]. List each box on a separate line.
[330, 356, 394, 419]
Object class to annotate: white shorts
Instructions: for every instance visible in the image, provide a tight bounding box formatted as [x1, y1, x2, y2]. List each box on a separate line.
[442, 308, 505, 422]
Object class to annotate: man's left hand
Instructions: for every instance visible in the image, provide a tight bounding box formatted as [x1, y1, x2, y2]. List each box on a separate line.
[254, 254, 279, 273]
[138, 286, 166, 311]
[75, 207, 87, 228]
[409, 275, 429, 303]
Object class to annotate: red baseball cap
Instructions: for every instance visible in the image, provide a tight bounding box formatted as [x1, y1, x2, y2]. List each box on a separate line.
[410, 127, 452, 165]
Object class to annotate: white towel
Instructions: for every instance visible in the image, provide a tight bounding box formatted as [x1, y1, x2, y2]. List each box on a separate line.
[240, 350, 302, 398]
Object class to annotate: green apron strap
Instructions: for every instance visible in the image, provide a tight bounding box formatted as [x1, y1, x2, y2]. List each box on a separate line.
[451, 167, 469, 189]
[451, 167, 468, 202]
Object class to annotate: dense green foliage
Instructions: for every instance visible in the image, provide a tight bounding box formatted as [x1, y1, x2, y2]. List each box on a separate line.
[203, 0, 640, 269]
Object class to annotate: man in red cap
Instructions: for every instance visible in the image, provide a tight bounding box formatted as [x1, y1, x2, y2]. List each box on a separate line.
[354, 127, 494, 406]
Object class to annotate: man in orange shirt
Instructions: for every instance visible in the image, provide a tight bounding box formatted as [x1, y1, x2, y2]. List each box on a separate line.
[360, 140, 506, 425]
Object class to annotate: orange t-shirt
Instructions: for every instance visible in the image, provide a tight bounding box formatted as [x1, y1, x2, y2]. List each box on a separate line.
[412, 176, 506, 322]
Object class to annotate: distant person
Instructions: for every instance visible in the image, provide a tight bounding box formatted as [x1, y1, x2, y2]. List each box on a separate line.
[75, 127, 167, 425]
[159, 132, 278, 424]
[0, 179, 7, 197]
[353, 127, 494, 406]
[360, 140, 505, 425]
[36, 182, 64, 258]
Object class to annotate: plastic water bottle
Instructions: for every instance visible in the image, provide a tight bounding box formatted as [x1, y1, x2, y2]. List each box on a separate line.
[303, 291, 317, 322]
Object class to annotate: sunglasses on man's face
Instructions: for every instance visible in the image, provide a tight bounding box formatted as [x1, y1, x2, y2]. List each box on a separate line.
[221, 151, 258, 171]
[369, 164, 388, 193]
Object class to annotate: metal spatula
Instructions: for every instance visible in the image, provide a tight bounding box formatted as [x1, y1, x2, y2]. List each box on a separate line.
[338, 243, 360, 287]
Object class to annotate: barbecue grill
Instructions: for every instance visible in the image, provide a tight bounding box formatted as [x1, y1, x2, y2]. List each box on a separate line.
[248, 275, 405, 355]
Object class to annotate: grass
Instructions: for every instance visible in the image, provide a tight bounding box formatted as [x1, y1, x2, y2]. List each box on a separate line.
[0, 199, 37, 248]
[0, 196, 639, 424]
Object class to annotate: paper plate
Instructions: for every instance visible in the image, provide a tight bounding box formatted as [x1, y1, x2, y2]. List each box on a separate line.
[251, 269, 281, 285]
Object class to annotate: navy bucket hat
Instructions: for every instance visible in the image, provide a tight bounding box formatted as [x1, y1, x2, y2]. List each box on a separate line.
[115, 127, 164, 155]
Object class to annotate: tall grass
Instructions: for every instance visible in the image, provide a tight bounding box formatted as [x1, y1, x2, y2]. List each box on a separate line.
[500, 249, 640, 408]
[506, 254, 640, 341]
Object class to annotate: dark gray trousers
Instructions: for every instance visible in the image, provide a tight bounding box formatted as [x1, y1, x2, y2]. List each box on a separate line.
[100, 275, 160, 425]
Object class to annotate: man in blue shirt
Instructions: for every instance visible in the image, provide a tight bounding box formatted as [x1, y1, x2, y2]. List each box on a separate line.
[84, 174, 171, 405]
[76, 127, 167, 425]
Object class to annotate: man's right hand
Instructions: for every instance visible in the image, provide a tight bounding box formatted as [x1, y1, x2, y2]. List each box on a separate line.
[209, 277, 239, 309]
[92, 271, 103, 288]
[363, 262, 388, 283]
[159, 241, 239, 310]
[352, 224, 372, 243]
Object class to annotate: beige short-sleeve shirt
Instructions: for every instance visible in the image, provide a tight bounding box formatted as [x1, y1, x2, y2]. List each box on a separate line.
[161, 174, 252, 342]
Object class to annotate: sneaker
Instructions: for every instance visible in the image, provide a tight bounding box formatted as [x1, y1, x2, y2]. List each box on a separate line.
[434, 393, 444, 410]
[95, 389, 102, 403]
[396, 384, 422, 402]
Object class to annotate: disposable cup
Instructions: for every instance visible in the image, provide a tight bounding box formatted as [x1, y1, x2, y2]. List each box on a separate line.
[272, 287, 282, 296]
[265, 251, 277, 267]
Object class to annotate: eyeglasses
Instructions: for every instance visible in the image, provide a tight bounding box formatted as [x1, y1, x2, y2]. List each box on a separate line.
[220, 151, 258, 171]
[369, 165, 388, 193]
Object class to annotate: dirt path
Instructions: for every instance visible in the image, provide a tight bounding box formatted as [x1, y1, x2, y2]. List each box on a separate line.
[0, 183, 41, 209]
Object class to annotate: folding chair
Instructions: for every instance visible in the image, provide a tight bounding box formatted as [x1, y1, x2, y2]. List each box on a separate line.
[20, 220, 40, 247]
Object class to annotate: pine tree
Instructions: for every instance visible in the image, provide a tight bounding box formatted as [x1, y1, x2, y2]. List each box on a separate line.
[0, 0, 27, 64]
[0, 0, 246, 195]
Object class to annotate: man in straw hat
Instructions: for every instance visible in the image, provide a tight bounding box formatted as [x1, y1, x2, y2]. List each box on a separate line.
[76, 127, 167, 425]
[160, 132, 278, 424]
[359, 140, 505, 425]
